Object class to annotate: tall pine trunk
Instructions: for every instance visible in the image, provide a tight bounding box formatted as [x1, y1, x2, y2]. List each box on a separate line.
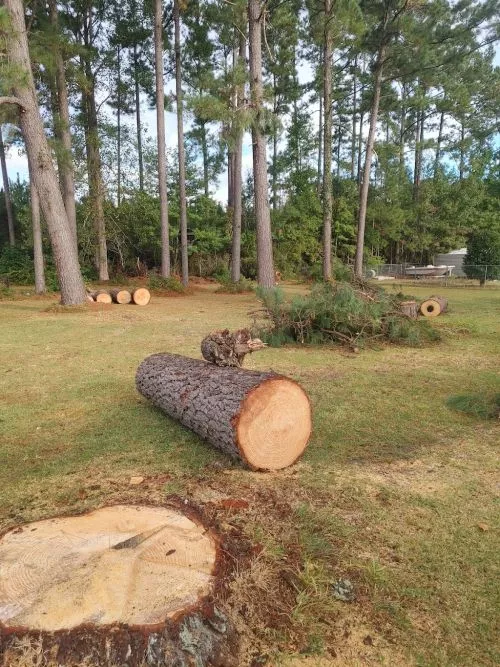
[350, 55, 357, 180]
[459, 121, 465, 181]
[434, 110, 444, 178]
[117, 45, 122, 205]
[317, 86, 322, 194]
[399, 82, 407, 181]
[29, 164, 46, 294]
[231, 31, 245, 283]
[133, 45, 144, 191]
[3, 0, 86, 305]
[82, 11, 108, 281]
[354, 47, 385, 278]
[200, 120, 209, 197]
[248, 0, 274, 288]
[0, 126, 15, 246]
[174, 0, 189, 287]
[48, 0, 77, 249]
[154, 0, 170, 278]
[322, 0, 333, 281]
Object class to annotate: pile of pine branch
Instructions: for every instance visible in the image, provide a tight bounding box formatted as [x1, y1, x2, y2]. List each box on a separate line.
[255, 282, 440, 349]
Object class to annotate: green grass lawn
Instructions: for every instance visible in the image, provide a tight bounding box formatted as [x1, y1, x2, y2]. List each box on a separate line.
[0, 284, 499, 666]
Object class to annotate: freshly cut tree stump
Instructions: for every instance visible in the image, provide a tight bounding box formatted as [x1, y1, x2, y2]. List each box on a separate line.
[91, 290, 112, 304]
[110, 288, 132, 304]
[132, 287, 151, 305]
[0, 505, 216, 632]
[136, 353, 312, 470]
[400, 300, 418, 319]
[420, 295, 448, 317]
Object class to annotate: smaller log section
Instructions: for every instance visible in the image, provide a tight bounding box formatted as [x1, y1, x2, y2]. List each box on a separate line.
[136, 353, 312, 471]
[420, 295, 448, 317]
[132, 287, 151, 306]
[91, 290, 112, 304]
[399, 300, 418, 319]
[110, 288, 132, 304]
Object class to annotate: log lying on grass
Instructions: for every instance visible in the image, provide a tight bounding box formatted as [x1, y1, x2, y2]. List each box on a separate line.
[91, 290, 112, 304]
[132, 287, 151, 305]
[136, 353, 312, 470]
[420, 295, 448, 317]
[400, 300, 418, 319]
[110, 288, 132, 304]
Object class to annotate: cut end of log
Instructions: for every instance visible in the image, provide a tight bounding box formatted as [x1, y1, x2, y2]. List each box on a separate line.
[111, 288, 132, 304]
[92, 290, 112, 304]
[0, 505, 216, 632]
[420, 296, 447, 317]
[237, 377, 311, 470]
[132, 288, 151, 306]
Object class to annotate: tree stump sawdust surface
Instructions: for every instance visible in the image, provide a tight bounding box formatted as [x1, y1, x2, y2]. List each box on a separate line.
[136, 353, 312, 470]
[0, 505, 217, 633]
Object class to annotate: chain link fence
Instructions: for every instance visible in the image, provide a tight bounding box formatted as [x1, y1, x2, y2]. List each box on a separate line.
[364, 264, 500, 287]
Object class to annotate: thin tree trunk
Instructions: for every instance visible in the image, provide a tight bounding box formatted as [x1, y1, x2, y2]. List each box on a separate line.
[3, 0, 86, 304]
[322, 0, 333, 281]
[317, 84, 323, 194]
[227, 148, 234, 210]
[174, 0, 189, 287]
[354, 48, 385, 279]
[0, 126, 15, 246]
[48, 0, 77, 249]
[117, 45, 122, 205]
[154, 0, 170, 278]
[248, 0, 274, 288]
[351, 55, 357, 180]
[459, 121, 465, 180]
[201, 120, 209, 197]
[134, 45, 144, 192]
[231, 31, 245, 283]
[29, 166, 46, 294]
[434, 110, 444, 178]
[82, 11, 108, 281]
[399, 82, 407, 180]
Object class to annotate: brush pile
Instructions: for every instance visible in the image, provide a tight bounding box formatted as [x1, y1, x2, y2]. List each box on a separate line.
[255, 282, 440, 348]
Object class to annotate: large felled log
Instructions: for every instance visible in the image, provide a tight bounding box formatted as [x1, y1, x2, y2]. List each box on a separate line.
[91, 290, 112, 304]
[110, 288, 132, 304]
[132, 287, 151, 305]
[420, 295, 448, 317]
[136, 353, 311, 470]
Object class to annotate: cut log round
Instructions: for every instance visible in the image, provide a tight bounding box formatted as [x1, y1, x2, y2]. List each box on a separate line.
[400, 300, 418, 319]
[136, 353, 311, 471]
[91, 290, 112, 304]
[132, 287, 151, 306]
[110, 288, 132, 304]
[420, 296, 448, 317]
[0, 505, 216, 632]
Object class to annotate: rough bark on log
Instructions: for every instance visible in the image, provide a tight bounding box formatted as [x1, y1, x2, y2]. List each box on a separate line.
[136, 353, 311, 471]
[132, 287, 151, 305]
[110, 288, 132, 304]
[420, 296, 448, 317]
[91, 290, 112, 304]
[400, 300, 418, 319]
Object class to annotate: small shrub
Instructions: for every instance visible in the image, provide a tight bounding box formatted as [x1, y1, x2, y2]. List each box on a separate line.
[148, 274, 185, 293]
[446, 393, 500, 420]
[0, 246, 34, 284]
[256, 282, 440, 348]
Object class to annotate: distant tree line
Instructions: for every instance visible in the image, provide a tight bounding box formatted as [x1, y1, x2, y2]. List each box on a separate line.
[0, 0, 499, 303]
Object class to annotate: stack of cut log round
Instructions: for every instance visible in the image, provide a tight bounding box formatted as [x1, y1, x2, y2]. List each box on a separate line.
[88, 287, 151, 305]
[136, 353, 312, 471]
[419, 295, 448, 317]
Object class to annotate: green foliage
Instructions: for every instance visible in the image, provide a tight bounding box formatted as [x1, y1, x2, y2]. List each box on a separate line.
[215, 272, 254, 294]
[0, 246, 57, 290]
[147, 275, 185, 293]
[463, 228, 500, 284]
[446, 393, 500, 420]
[256, 282, 440, 348]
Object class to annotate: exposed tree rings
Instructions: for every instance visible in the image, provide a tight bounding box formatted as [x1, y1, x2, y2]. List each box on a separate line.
[235, 377, 312, 470]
